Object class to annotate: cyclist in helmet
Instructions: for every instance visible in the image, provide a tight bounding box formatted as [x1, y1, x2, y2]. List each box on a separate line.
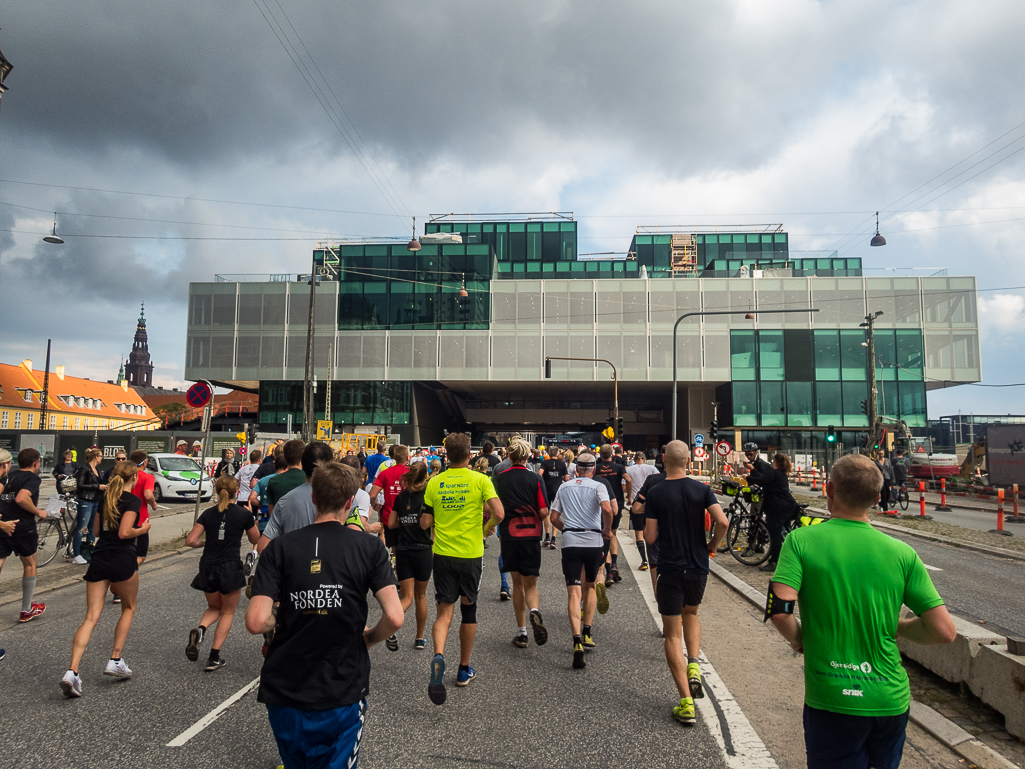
[742, 443, 771, 478]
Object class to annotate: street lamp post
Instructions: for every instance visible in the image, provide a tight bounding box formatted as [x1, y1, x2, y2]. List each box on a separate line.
[544, 356, 618, 437]
[860, 311, 884, 448]
[301, 250, 319, 443]
[671, 308, 819, 442]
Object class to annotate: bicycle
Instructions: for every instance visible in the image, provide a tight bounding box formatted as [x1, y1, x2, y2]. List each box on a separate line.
[37, 492, 78, 567]
[719, 479, 771, 566]
[891, 484, 909, 511]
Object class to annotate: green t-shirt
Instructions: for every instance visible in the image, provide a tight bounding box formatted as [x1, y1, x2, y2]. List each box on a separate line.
[773, 518, 944, 716]
[424, 468, 498, 559]
[266, 468, 307, 508]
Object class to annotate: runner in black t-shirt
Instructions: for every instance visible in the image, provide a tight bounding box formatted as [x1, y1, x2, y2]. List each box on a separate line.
[594, 445, 631, 586]
[184, 474, 260, 671]
[387, 462, 434, 651]
[643, 441, 728, 726]
[246, 461, 401, 769]
[60, 461, 151, 698]
[493, 439, 550, 649]
[0, 448, 48, 624]
[538, 454, 567, 549]
[632, 460, 666, 594]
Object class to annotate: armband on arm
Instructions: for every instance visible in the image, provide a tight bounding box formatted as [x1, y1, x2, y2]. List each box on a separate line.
[763, 583, 796, 623]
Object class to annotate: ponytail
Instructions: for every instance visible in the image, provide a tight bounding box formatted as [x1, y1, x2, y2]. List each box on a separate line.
[214, 474, 238, 513]
[402, 461, 429, 493]
[102, 461, 138, 530]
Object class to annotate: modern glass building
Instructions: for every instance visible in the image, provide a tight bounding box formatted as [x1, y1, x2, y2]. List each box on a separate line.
[186, 214, 981, 452]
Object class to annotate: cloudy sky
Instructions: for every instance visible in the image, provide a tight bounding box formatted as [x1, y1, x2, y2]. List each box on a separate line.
[1, 0, 1023, 417]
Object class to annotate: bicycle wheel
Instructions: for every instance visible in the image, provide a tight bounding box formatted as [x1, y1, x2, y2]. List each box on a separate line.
[36, 519, 64, 567]
[727, 516, 771, 566]
[898, 488, 909, 511]
[713, 503, 737, 552]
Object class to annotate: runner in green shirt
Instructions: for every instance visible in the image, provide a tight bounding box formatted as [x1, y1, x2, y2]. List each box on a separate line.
[768, 453, 955, 769]
[420, 432, 504, 706]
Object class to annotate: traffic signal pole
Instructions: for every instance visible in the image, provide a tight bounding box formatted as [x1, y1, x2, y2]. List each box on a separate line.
[671, 308, 819, 441]
[861, 311, 883, 450]
[545, 356, 618, 440]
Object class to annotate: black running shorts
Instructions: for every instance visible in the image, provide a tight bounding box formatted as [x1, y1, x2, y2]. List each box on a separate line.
[383, 525, 398, 549]
[0, 521, 37, 559]
[191, 560, 246, 594]
[499, 538, 542, 577]
[648, 539, 660, 568]
[433, 553, 483, 605]
[84, 549, 138, 584]
[135, 532, 150, 559]
[629, 513, 647, 531]
[656, 569, 707, 616]
[561, 546, 604, 586]
[611, 511, 623, 530]
[395, 547, 433, 583]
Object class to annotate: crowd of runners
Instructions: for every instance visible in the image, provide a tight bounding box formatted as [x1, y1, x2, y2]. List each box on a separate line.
[0, 428, 956, 769]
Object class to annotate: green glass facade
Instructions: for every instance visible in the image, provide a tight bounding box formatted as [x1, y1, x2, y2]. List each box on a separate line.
[425, 219, 577, 263]
[727, 328, 926, 429]
[258, 381, 412, 426]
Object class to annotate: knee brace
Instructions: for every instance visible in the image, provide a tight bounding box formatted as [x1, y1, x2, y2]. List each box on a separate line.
[460, 602, 477, 625]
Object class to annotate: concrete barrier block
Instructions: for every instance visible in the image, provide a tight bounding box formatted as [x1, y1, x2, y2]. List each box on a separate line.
[970, 645, 1025, 740]
[898, 609, 1003, 683]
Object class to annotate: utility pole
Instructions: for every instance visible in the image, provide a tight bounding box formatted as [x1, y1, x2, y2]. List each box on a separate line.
[301, 253, 318, 442]
[40, 339, 51, 431]
[861, 311, 883, 449]
[325, 342, 333, 423]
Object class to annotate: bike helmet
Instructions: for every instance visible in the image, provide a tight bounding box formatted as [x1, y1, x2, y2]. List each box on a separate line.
[742, 442, 759, 452]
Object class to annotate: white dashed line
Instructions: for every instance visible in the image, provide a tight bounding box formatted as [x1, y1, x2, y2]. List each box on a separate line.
[166, 677, 260, 747]
[617, 531, 779, 769]
[923, 564, 942, 571]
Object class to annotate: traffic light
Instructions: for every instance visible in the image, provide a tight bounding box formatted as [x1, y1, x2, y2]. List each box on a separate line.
[860, 400, 869, 415]
[709, 420, 718, 442]
[544, 358, 552, 379]
[617, 417, 624, 437]
[826, 425, 836, 443]
[246, 423, 256, 446]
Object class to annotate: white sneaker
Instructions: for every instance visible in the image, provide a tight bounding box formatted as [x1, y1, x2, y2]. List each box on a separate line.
[60, 670, 83, 698]
[103, 658, 132, 679]
[71, 556, 88, 565]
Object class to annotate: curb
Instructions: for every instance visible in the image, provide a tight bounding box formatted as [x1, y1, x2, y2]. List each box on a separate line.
[708, 561, 1021, 769]
[795, 503, 1025, 563]
[0, 546, 194, 609]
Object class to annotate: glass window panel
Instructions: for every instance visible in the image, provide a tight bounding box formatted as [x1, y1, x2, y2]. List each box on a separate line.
[262, 293, 286, 326]
[785, 382, 813, 427]
[840, 329, 867, 380]
[815, 381, 842, 426]
[758, 330, 785, 381]
[238, 293, 262, 325]
[760, 380, 784, 426]
[733, 382, 758, 426]
[814, 330, 840, 380]
[878, 377, 898, 419]
[842, 381, 869, 427]
[784, 329, 814, 380]
[212, 293, 236, 326]
[730, 330, 757, 380]
[899, 381, 926, 427]
[261, 337, 284, 371]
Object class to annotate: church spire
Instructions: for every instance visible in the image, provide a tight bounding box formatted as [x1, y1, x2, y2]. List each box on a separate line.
[125, 303, 153, 388]
[117, 357, 124, 383]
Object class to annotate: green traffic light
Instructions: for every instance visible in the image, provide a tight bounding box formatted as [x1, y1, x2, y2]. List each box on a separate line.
[826, 435, 835, 442]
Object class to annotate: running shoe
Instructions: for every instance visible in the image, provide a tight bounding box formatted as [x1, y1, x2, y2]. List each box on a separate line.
[603, 572, 614, 588]
[529, 610, 548, 646]
[611, 565, 622, 583]
[60, 670, 83, 698]
[499, 588, 510, 601]
[687, 663, 704, 699]
[71, 555, 88, 565]
[243, 550, 258, 577]
[245, 578, 253, 600]
[0, 649, 5, 661]
[386, 634, 399, 652]
[639, 561, 649, 572]
[18, 603, 46, 623]
[186, 628, 201, 662]
[595, 583, 610, 615]
[456, 666, 476, 687]
[414, 638, 427, 651]
[672, 697, 696, 725]
[204, 658, 227, 672]
[103, 658, 133, 679]
[428, 654, 447, 705]
[759, 561, 777, 573]
[582, 633, 596, 649]
[112, 595, 122, 605]
[572, 643, 586, 669]
[512, 634, 528, 648]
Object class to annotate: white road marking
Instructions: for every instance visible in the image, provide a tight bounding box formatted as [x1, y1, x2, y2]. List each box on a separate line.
[617, 530, 779, 769]
[924, 564, 942, 571]
[166, 677, 261, 747]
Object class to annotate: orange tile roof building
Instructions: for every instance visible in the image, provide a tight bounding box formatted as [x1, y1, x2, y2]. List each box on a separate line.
[0, 359, 159, 432]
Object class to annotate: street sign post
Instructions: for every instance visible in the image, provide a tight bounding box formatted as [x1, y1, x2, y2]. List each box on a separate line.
[694, 434, 704, 448]
[715, 440, 731, 457]
[186, 382, 212, 409]
[693, 446, 707, 461]
[316, 420, 333, 441]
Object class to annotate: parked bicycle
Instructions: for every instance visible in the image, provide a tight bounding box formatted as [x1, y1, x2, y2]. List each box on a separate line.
[718, 477, 822, 566]
[36, 488, 79, 568]
[891, 484, 910, 511]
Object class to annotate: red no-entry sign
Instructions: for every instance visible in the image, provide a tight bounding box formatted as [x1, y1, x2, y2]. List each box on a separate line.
[186, 382, 212, 408]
